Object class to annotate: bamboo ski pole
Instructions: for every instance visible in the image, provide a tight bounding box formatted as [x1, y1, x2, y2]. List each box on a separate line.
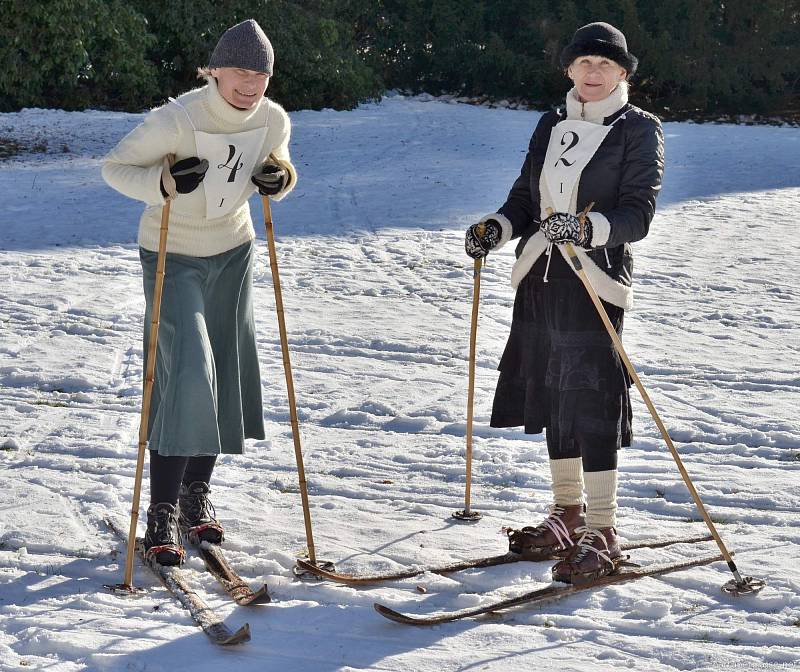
[464, 256, 482, 515]
[554, 204, 763, 594]
[117, 157, 176, 590]
[261, 195, 332, 572]
[454, 237, 484, 522]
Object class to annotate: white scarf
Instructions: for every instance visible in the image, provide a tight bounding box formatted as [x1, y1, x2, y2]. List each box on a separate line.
[565, 81, 629, 123]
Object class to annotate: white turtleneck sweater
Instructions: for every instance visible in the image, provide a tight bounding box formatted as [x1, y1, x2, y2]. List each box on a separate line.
[102, 78, 297, 257]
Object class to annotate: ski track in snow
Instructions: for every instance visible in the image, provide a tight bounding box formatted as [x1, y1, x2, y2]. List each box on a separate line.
[0, 97, 799, 671]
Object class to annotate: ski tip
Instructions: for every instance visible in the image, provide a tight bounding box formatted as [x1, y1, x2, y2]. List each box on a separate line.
[373, 602, 402, 619]
[373, 603, 423, 625]
[219, 622, 251, 646]
[237, 585, 272, 606]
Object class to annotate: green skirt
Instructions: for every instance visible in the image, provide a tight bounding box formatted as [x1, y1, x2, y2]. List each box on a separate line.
[140, 241, 265, 457]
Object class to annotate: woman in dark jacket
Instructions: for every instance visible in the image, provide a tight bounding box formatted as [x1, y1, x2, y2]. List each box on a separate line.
[465, 22, 664, 584]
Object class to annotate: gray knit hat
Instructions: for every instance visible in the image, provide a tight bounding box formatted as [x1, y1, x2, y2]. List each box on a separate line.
[209, 19, 274, 75]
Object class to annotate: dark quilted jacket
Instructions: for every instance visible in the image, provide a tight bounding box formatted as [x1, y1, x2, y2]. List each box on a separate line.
[498, 104, 665, 285]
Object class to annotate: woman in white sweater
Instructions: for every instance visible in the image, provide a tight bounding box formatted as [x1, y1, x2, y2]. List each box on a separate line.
[103, 19, 296, 565]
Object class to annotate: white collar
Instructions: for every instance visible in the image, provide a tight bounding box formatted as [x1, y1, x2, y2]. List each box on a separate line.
[204, 76, 267, 126]
[565, 82, 628, 124]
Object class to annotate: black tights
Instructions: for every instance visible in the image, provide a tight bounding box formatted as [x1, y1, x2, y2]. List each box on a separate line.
[544, 389, 621, 472]
[149, 452, 218, 506]
[546, 426, 618, 472]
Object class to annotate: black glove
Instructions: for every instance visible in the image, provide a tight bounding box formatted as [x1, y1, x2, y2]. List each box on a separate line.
[160, 157, 209, 197]
[465, 219, 503, 259]
[251, 162, 288, 196]
[540, 211, 593, 247]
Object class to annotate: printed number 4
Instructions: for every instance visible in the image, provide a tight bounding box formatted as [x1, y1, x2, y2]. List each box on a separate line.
[218, 145, 244, 183]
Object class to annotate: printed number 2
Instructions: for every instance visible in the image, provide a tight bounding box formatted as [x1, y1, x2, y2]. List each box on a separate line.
[555, 131, 579, 167]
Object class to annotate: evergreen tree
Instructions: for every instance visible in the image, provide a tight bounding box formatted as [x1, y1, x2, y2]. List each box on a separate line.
[129, 0, 380, 110]
[1, 0, 797, 116]
[0, 0, 157, 111]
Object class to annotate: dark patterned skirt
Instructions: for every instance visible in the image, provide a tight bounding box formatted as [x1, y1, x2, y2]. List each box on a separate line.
[490, 261, 632, 454]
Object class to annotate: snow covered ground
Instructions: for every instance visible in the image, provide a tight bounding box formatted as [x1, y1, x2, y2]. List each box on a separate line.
[1, 95, 799, 671]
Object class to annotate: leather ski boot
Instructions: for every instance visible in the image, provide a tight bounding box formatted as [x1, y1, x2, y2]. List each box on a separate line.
[178, 481, 225, 545]
[551, 526, 623, 585]
[143, 502, 186, 566]
[507, 504, 585, 560]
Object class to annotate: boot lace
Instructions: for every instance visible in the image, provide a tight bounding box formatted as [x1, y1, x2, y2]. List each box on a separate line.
[148, 505, 180, 546]
[571, 526, 614, 566]
[524, 504, 575, 549]
[182, 486, 217, 526]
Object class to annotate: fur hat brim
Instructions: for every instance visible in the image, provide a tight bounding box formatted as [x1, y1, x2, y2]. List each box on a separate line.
[560, 39, 638, 76]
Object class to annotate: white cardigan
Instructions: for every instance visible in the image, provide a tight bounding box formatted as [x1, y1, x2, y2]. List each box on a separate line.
[102, 78, 297, 257]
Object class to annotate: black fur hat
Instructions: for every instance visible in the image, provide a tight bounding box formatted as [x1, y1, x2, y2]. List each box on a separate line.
[560, 22, 638, 76]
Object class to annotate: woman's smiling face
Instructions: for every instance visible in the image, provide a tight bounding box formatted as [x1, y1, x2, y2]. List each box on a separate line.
[211, 67, 270, 109]
[567, 55, 627, 103]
